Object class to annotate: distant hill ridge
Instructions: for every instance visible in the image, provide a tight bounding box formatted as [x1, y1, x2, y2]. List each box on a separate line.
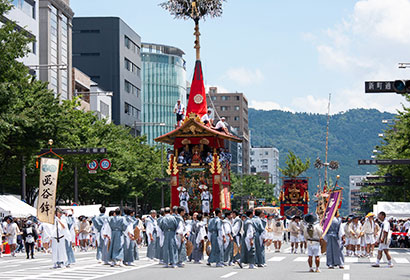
[248, 108, 396, 215]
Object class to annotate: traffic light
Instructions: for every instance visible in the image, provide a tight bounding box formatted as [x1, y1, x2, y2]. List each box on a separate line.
[393, 80, 410, 94]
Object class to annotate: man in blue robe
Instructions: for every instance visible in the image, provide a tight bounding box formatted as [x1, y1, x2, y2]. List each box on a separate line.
[253, 209, 266, 267]
[159, 207, 179, 268]
[239, 210, 256, 269]
[146, 210, 157, 260]
[108, 208, 128, 267]
[207, 208, 225, 267]
[175, 207, 187, 267]
[325, 211, 345, 269]
[91, 206, 108, 262]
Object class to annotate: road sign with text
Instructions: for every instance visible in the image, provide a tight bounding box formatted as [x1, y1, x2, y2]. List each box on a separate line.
[365, 81, 396, 93]
[358, 159, 410, 165]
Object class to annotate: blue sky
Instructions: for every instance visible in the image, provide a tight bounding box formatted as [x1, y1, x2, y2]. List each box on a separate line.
[71, 0, 410, 114]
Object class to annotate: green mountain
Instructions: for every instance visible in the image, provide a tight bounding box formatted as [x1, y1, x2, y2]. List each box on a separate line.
[248, 108, 396, 215]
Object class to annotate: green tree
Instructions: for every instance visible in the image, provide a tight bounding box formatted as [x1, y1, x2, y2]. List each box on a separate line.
[230, 173, 278, 209]
[279, 151, 310, 178]
[363, 96, 410, 205]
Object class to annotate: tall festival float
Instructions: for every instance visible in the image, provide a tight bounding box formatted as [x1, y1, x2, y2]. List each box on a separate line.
[155, 0, 241, 213]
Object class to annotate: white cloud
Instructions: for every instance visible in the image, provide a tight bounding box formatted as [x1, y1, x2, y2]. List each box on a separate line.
[224, 67, 264, 86]
[309, 0, 410, 113]
[249, 100, 294, 112]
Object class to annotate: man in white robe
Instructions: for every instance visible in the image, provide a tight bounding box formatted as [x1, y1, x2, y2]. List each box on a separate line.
[51, 208, 70, 268]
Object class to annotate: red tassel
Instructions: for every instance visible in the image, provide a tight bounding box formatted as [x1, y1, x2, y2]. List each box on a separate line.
[36, 160, 38, 169]
[60, 162, 64, 171]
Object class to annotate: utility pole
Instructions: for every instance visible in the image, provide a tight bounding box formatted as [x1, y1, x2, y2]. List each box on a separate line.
[21, 156, 26, 202]
[74, 165, 78, 203]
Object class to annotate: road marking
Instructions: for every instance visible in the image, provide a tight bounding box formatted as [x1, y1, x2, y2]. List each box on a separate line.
[343, 273, 350, 280]
[221, 272, 238, 278]
[345, 257, 358, 263]
[293, 257, 308, 262]
[394, 258, 409, 264]
[268, 256, 286, 262]
[389, 252, 398, 255]
[344, 265, 350, 270]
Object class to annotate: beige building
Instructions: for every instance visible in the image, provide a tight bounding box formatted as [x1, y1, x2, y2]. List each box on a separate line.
[206, 87, 250, 173]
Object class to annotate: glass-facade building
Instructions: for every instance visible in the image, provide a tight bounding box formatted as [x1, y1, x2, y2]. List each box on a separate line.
[141, 43, 187, 145]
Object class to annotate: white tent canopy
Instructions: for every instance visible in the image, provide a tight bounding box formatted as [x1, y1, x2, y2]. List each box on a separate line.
[373, 201, 410, 219]
[0, 195, 37, 218]
[60, 204, 117, 218]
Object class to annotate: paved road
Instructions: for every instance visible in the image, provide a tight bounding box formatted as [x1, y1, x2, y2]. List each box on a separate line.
[0, 246, 409, 280]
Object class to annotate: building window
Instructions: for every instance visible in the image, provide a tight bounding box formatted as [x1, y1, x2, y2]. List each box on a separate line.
[124, 102, 130, 114]
[125, 35, 139, 54]
[124, 102, 140, 119]
[234, 116, 239, 121]
[100, 101, 110, 117]
[124, 58, 141, 77]
[265, 151, 269, 155]
[211, 96, 217, 101]
[124, 80, 140, 97]
[261, 165, 268, 170]
[221, 106, 229, 111]
[234, 106, 240, 111]
[12, 0, 35, 19]
[221, 96, 230, 101]
[261, 159, 268, 164]
[73, 53, 100, 57]
[236, 96, 240, 101]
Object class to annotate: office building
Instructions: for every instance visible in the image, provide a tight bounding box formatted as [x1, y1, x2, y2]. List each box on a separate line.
[4, 0, 39, 67]
[72, 67, 112, 123]
[39, 0, 74, 100]
[72, 17, 142, 133]
[250, 146, 280, 196]
[206, 87, 250, 173]
[349, 175, 366, 215]
[141, 43, 187, 145]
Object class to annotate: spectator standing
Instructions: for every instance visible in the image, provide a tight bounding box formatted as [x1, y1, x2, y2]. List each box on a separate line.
[22, 220, 38, 259]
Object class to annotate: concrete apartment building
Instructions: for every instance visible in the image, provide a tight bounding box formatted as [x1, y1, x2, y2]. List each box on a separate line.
[250, 146, 280, 197]
[72, 17, 142, 134]
[72, 67, 112, 123]
[39, 0, 74, 100]
[207, 87, 250, 174]
[4, 0, 39, 68]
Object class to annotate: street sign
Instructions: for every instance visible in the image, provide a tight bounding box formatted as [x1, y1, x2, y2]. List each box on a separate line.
[365, 81, 396, 93]
[99, 159, 111, 171]
[38, 148, 107, 155]
[358, 159, 410, 165]
[356, 182, 404, 187]
[87, 160, 99, 171]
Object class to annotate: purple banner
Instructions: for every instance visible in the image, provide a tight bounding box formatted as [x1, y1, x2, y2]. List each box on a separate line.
[320, 190, 342, 237]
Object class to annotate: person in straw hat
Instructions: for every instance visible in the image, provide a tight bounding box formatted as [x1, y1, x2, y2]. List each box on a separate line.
[302, 213, 323, 272]
[362, 212, 376, 257]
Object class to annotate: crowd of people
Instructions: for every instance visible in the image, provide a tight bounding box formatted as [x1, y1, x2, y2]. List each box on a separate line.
[1, 207, 409, 272]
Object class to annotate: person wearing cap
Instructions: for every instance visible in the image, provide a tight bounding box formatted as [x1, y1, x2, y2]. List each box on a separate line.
[200, 109, 214, 127]
[174, 99, 185, 127]
[372, 211, 393, 268]
[22, 220, 38, 259]
[348, 216, 362, 257]
[200, 186, 212, 214]
[214, 117, 229, 134]
[272, 215, 285, 253]
[51, 207, 70, 268]
[146, 210, 158, 260]
[289, 216, 301, 254]
[302, 214, 323, 272]
[179, 187, 190, 215]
